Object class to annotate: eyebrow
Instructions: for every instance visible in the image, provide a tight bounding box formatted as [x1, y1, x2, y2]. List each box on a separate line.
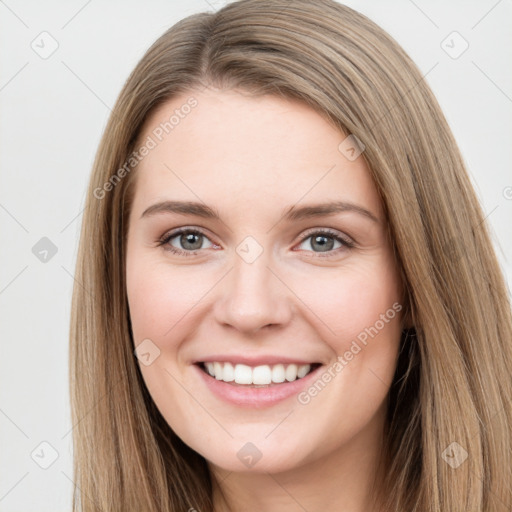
[140, 200, 379, 224]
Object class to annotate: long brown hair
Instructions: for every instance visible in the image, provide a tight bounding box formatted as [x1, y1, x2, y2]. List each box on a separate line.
[69, 1, 512, 510]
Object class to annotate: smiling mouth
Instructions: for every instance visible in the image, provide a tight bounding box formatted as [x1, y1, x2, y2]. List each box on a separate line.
[197, 361, 322, 387]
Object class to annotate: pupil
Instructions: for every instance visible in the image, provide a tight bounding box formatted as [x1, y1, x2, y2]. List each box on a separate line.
[312, 235, 333, 252]
[182, 233, 202, 250]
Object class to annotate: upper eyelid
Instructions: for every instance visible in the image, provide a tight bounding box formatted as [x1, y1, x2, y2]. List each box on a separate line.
[298, 227, 352, 242]
[161, 226, 214, 243]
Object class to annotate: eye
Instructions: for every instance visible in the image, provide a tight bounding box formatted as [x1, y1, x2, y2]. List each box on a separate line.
[158, 228, 216, 256]
[157, 227, 354, 258]
[295, 229, 354, 257]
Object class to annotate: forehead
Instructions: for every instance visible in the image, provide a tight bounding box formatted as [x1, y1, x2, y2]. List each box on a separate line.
[131, 88, 382, 219]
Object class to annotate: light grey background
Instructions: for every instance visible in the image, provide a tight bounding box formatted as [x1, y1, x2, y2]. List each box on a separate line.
[1, 1, 510, 510]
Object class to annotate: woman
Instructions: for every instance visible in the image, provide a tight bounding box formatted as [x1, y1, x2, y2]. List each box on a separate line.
[69, 1, 512, 510]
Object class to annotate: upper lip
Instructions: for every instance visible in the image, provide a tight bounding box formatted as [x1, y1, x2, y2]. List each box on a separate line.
[193, 355, 322, 366]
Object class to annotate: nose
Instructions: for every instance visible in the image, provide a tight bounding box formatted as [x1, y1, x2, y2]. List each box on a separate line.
[212, 249, 293, 335]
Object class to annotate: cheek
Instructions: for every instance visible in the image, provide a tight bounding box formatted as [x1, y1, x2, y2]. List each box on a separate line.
[126, 258, 208, 346]
[296, 261, 402, 346]
[126, 258, 209, 415]
[294, 261, 403, 402]
[287, 263, 402, 451]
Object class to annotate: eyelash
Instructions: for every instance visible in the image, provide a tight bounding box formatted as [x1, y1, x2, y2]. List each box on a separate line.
[157, 226, 355, 258]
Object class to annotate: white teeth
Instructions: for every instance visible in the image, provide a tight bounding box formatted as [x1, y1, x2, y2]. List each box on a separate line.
[297, 364, 310, 379]
[205, 362, 215, 377]
[202, 362, 313, 385]
[234, 364, 252, 384]
[223, 362, 235, 382]
[285, 364, 298, 382]
[271, 364, 286, 383]
[252, 365, 272, 385]
[214, 362, 223, 380]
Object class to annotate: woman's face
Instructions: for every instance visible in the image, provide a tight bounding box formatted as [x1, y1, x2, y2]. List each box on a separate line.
[126, 88, 404, 474]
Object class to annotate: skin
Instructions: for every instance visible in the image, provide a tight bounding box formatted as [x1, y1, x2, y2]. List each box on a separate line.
[126, 87, 404, 512]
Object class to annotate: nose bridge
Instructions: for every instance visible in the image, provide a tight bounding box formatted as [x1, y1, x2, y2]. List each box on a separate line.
[213, 243, 291, 334]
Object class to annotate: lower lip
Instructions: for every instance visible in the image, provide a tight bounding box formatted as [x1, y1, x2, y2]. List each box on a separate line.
[193, 364, 323, 408]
